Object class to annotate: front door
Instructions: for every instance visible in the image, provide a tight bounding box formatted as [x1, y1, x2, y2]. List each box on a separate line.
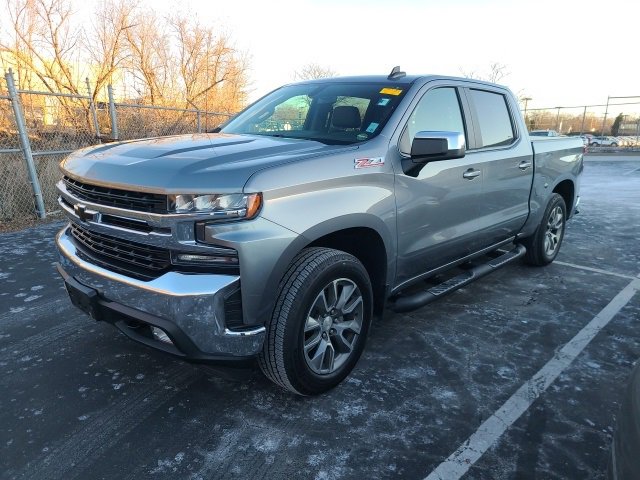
[394, 86, 484, 287]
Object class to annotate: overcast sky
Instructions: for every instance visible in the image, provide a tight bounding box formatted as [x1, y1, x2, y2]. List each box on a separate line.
[57, 0, 640, 111]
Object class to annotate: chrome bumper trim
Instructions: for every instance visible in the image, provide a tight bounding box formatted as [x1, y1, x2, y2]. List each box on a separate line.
[56, 226, 265, 356]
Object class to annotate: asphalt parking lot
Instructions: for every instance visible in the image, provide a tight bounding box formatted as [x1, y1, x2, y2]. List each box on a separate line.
[1, 156, 639, 480]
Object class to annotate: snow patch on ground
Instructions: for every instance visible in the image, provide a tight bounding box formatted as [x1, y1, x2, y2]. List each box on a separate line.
[252, 433, 281, 453]
[149, 452, 185, 474]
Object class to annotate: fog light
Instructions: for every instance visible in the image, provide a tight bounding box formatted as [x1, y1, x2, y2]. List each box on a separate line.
[151, 326, 172, 344]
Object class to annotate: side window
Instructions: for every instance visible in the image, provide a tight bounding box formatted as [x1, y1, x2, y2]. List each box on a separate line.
[399, 87, 465, 154]
[469, 89, 515, 148]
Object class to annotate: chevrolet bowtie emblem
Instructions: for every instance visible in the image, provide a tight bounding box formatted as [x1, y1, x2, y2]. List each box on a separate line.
[73, 204, 95, 222]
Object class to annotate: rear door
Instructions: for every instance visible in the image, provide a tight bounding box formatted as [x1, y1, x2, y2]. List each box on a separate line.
[463, 87, 534, 248]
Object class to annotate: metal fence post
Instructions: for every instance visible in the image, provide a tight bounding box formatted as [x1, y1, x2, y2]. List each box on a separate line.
[4, 69, 46, 219]
[197, 111, 202, 133]
[85, 78, 101, 142]
[107, 84, 119, 140]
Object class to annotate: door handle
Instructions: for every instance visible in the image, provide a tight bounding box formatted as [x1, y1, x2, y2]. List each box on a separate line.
[518, 161, 533, 170]
[463, 168, 481, 179]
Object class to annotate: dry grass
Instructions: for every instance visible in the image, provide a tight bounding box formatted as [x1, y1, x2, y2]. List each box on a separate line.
[0, 211, 65, 233]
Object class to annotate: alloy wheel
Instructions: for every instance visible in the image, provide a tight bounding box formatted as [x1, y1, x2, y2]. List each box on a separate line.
[303, 278, 364, 375]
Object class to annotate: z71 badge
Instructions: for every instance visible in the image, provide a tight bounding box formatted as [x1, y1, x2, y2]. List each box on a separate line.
[354, 157, 385, 169]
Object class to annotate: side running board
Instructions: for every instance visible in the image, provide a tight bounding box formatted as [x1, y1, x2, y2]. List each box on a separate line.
[390, 244, 526, 313]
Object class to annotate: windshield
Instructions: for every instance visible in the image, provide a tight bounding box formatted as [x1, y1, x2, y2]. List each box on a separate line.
[221, 82, 410, 145]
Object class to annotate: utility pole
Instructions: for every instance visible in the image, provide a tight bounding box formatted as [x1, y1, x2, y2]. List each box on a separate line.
[580, 106, 587, 135]
[600, 96, 610, 136]
[522, 97, 532, 128]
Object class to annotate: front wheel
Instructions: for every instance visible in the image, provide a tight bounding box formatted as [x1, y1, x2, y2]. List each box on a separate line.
[521, 193, 567, 266]
[258, 247, 373, 395]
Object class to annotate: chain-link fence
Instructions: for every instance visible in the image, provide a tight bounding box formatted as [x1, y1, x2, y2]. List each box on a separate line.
[0, 70, 233, 223]
[0, 93, 33, 221]
[114, 104, 230, 140]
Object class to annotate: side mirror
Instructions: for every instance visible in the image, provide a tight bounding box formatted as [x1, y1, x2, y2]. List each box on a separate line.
[410, 131, 466, 162]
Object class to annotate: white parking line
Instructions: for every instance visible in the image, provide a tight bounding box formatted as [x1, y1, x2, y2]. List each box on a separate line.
[424, 274, 640, 480]
[554, 260, 636, 280]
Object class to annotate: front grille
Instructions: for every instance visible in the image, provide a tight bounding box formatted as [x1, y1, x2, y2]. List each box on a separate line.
[63, 176, 168, 214]
[100, 214, 154, 233]
[70, 224, 171, 280]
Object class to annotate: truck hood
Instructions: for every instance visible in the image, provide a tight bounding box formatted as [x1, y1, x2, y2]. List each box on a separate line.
[61, 133, 351, 193]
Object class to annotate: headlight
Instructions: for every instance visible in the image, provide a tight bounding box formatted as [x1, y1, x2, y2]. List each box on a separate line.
[168, 192, 262, 220]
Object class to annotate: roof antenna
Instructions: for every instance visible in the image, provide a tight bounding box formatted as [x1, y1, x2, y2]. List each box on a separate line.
[387, 66, 406, 80]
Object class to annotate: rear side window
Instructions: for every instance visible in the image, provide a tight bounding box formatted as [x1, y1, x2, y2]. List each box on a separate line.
[469, 89, 515, 148]
[399, 87, 465, 154]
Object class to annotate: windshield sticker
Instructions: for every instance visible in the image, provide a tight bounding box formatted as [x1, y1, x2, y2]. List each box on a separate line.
[377, 98, 390, 106]
[366, 122, 379, 133]
[380, 87, 402, 96]
[354, 157, 385, 169]
[356, 133, 369, 141]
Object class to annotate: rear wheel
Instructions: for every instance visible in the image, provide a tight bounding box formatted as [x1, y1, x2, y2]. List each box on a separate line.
[521, 193, 567, 266]
[258, 247, 373, 395]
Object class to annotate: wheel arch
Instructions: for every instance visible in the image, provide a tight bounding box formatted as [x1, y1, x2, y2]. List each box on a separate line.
[552, 179, 575, 217]
[307, 226, 388, 316]
[257, 214, 394, 323]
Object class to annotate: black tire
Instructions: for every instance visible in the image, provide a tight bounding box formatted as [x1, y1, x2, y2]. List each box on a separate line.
[258, 247, 373, 395]
[521, 193, 567, 266]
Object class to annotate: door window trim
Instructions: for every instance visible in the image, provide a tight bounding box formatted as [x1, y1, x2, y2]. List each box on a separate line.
[396, 85, 474, 157]
[463, 87, 520, 152]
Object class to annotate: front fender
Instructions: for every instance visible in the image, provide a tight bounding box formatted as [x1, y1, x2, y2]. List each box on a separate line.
[242, 143, 398, 324]
[251, 212, 397, 328]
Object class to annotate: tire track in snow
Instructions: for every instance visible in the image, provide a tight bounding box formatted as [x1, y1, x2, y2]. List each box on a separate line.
[0, 297, 68, 326]
[0, 313, 84, 367]
[12, 364, 202, 480]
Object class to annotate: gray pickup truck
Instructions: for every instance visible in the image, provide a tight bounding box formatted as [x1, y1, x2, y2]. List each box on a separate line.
[55, 69, 583, 395]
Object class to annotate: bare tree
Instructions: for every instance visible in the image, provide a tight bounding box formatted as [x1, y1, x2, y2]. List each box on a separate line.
[170, 14, 247, 112]
[124, 12, 173, 105]
[2, 0, 82, 95]
[460, 62, 509, 83]
[293, 63, 337, 81]
[1, 0, 249, 116]
[85, 0, 137, 101]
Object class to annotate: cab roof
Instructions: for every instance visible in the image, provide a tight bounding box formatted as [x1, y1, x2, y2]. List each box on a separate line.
[287, 74, 508, 90]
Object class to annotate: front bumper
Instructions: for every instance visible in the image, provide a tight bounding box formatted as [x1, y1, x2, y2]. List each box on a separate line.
[56, 226, 265, 362]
